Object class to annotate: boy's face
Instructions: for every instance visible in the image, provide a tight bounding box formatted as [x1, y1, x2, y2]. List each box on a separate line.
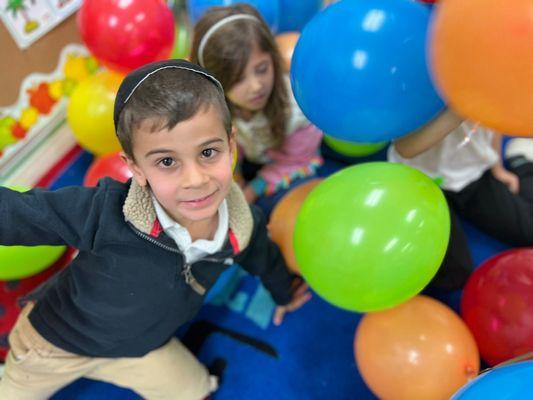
[124, 105, 235, 229]
[227, 41, 275, 114]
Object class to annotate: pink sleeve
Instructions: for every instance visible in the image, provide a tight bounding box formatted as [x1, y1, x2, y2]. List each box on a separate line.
[258, 124, 323, 195]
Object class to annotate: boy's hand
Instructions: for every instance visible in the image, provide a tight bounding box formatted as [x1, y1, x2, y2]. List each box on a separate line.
[492, 164, 520, 194]
[273, 278, 312, 326]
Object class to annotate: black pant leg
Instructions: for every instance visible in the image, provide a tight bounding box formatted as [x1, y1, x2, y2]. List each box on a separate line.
[447, 169, 533, 246]
[428, 204, 474, 290]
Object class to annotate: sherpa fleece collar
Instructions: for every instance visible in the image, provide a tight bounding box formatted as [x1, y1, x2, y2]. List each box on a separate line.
[122, 180, 254, 252]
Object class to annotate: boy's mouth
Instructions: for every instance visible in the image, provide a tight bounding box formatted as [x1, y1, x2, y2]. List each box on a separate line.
[180, 191, 217, 208]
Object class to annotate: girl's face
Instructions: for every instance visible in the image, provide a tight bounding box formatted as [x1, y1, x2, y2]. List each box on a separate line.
[226, 41, 275, 115]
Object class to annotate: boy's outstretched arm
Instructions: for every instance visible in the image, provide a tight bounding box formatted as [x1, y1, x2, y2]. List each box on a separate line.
[393, 108, 463, 158]
[0, 183, 105, 250]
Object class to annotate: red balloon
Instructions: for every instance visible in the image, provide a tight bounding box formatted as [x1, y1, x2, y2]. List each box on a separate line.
[84, 152, 132, 187]
[78, 0, 175, 73]
[461, 249, 533, 366]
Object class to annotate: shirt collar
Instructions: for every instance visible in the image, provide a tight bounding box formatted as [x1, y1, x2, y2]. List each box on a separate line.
[151, 195, 229, 251]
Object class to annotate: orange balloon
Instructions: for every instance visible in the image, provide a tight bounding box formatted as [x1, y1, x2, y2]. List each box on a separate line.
[430, 0, 533, 137]
[275, 32, 300, 73]
[355, 295, 479, 400]
[269, 179, 321, 274]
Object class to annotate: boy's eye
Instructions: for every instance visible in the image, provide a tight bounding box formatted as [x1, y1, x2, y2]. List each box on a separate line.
[201, 148, 218, 158]
[158, 157, 175, 167]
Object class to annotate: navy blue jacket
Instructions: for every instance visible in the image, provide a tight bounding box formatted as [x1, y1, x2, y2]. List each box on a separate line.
[0, 179, 292, 357]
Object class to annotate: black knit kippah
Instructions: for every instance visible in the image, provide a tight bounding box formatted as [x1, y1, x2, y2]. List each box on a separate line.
[113, 59, 224, 131]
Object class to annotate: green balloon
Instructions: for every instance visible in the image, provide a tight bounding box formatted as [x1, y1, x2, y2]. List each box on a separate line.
[294, 162, 450, 312]
[324, 135, 388, 157]
[171, 23, 191, 60]
[0, 185, 66, 280]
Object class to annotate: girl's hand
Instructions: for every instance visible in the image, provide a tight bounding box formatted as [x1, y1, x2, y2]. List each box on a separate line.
[243, 185, 258, 204]
[273, 278, 312, 326]
[492, 164, 520, 194]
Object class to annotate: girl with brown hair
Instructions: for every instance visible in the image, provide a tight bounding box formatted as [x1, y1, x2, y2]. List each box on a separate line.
[191, 4, 323, 215]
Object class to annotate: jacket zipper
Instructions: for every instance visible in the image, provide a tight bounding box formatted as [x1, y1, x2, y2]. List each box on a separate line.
[129, 225, 233, 296]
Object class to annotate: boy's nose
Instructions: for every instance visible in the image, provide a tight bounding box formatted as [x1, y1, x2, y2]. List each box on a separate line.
[182, 164, 209, 188]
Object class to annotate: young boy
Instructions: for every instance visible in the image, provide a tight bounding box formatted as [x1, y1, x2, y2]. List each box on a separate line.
[0, 60, 310, 400]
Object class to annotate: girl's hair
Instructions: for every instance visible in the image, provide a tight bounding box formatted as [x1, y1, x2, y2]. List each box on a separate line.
[191, 4, 288, 148]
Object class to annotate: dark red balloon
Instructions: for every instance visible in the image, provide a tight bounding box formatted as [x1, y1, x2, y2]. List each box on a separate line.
[78, 0, 175, 73]
[84, 153, 132, 187]
[461, 248, 533, 366]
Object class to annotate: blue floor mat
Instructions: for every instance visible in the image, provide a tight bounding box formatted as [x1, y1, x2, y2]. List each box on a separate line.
[46, 148, 508, 399]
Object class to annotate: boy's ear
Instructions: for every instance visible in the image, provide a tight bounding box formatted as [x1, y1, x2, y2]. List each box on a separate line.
[120, 152, 148, 187]
[229, 126, 237, 148]
[229, 126, 238, 172]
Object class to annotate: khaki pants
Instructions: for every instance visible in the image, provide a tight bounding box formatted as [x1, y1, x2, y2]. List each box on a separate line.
[0, 304, 216, 400]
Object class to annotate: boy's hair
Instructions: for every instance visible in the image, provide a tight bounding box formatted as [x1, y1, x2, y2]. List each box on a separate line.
[114, 62, 232, 159]
[191, 4, 288, 149]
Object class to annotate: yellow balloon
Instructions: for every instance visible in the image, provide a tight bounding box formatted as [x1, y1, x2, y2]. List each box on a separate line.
[67, 71, 123, 156]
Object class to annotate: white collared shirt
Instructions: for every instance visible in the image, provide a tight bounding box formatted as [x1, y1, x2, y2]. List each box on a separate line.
[152, 197, 229, 264]
[388, 122, 499, 192]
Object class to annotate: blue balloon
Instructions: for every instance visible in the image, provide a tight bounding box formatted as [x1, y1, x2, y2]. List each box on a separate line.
[278, 0, 322, 33]
[188, 0, 280, 32]
[290, 0, 445, 143]
[452, 361, 533, 400]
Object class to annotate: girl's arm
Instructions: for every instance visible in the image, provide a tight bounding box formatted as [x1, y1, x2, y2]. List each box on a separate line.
[393, 109, 463, 159]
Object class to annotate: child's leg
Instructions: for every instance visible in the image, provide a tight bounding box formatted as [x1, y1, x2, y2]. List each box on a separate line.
[87, 337, 216, 400]
[429, 206, 474, 290]
[0, 304, 100, 400]
[447, 169, 533, 246]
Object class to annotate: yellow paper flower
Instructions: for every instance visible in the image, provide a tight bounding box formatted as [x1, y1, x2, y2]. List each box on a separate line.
[48, 80, 64, 100]
[20, 107, 39, 130]
[63, 55, 90, 82]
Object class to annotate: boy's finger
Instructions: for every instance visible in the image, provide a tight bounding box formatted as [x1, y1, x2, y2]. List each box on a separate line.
[294, 282, 309, 296]
[273, 307, 286, 326]
[287, 292, 312, 311]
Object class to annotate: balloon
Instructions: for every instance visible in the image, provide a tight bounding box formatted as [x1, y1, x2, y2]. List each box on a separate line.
[275, 32, 299, 73]
[78, 0, 174, 74]
[0, 186, 67, 280]
[461, 249, 533, 366]
[356, 296, 479, 400]
[323, 135, 387, 157]
[291, 0, 444, 143]
[278, 0, 323, 33]
[430, 0, 533, 137]
[84, 152, 132, 187]
[188, 0, 280, 32]
[67, 71, 123, 156]
[269, 179, 321, 274]
[294, 162, 449, 312]
[452, 361, 533, 400]
[0, 248, 75, 361]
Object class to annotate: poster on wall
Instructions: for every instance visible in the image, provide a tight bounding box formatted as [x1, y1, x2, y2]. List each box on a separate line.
[1, 0, 81, 49]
